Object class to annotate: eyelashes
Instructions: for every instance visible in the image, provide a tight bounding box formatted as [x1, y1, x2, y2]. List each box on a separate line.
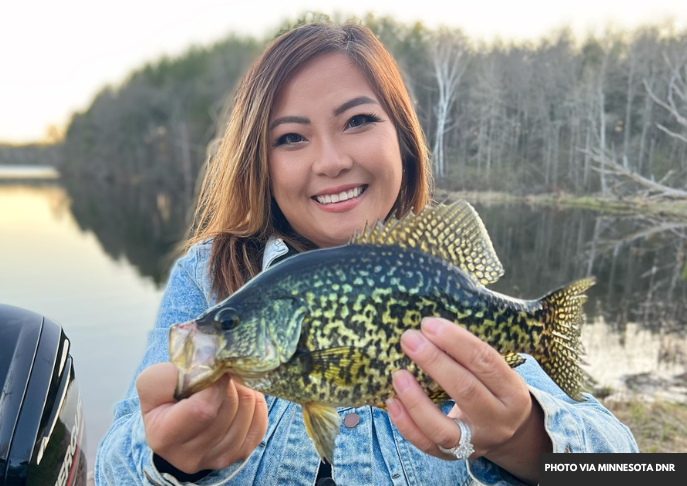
[273, 133, 304, 146]
[347, 113, 381, 128]
[271, 112, 382, 147]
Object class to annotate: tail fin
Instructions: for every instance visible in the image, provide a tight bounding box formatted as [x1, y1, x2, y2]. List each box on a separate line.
[537, 277, 595, 401]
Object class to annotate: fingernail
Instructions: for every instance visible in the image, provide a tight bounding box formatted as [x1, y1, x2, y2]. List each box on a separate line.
[392, 370, 413, 394]
[386, 398, 400, 418]
[402, 330, 425, 352]
[421, 317, 442, 335]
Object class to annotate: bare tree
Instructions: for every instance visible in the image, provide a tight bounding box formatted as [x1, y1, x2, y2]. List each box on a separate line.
[644, 46, 687, 146]
[429, 28, 468, 179]
[587, 149, 687, 198]
[588, 42, 687, 198]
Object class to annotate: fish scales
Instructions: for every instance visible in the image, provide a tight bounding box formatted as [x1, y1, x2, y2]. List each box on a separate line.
[169, 200, 594, 464]
[254, 244, 537, 408]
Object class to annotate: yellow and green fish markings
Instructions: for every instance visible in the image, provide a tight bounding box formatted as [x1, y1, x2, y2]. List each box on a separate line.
[169, 200, 594, 465]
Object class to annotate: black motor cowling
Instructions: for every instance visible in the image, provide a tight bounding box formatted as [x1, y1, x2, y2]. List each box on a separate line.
[0, 304, 87, 486]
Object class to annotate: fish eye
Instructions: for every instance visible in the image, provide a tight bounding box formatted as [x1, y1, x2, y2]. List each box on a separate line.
[215, 307, 240, 331]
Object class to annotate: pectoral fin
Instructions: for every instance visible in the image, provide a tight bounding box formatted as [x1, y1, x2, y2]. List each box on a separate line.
[301, 402, 340, 464]
[297, 347, 369, 386]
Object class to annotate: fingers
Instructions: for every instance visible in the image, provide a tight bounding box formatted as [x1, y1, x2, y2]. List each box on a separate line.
[213, 382, 257, 449]
[387, 372, 468, 459]
[233, 384, 268, 451]
[137, 363, 268, 472]
[399, 326, 492, 408]
[403, 318, 525, 404]
[390, 317, 535, 462]
[244, 391, 269, 448]
[207, 386, 268, 469]
[164, 374, 235, 444]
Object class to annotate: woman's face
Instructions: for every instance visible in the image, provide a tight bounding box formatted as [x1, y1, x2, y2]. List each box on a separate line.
[268, 52, 403, 248]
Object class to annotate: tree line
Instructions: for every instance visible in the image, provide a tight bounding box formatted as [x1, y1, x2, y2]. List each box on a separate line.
[2, 13, 687, 196]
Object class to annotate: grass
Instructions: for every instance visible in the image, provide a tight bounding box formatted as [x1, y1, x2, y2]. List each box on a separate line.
[600, 398, 687, 453]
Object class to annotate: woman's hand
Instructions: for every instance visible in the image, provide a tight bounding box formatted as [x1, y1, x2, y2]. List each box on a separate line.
[386, 317, 551, 485]
[137, 363, 268, 474]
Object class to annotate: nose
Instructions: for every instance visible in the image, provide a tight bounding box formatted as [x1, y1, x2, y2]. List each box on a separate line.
[312, 137, 353, 177]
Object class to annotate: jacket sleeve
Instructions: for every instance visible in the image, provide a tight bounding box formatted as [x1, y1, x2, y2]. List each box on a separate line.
[466, 356, 639, 486]
[94, 242, 241, 485]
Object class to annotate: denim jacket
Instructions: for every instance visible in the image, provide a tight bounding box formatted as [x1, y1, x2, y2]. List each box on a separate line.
[95, 238, 638, 486]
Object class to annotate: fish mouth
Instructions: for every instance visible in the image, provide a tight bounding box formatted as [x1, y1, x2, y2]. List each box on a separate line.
[169, 320, 281, 399]
[169, 321, 224, 399]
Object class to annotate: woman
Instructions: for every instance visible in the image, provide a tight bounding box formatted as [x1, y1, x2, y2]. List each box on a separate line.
[95, 22, 637, 486]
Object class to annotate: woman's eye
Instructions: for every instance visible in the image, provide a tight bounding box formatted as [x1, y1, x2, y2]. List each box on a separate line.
[347, 114, 380, 129]
[274, 133, 304, 146]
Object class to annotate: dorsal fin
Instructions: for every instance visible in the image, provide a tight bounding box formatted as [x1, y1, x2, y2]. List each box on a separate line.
[350, 200, 504, 285]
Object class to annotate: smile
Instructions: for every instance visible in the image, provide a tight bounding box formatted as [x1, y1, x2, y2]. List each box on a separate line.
[313, 185, 367, 205]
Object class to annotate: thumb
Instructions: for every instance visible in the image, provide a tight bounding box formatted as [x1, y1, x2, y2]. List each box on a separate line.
[137, 362, 180, 415]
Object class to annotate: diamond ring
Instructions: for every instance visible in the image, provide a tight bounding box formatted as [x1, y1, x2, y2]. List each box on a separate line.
[437, 418, 474, 460]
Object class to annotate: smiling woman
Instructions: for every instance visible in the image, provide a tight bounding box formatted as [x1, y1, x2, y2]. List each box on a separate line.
[268, 53, 403, 248]
[94, 21, 637, 486]
[185, 22, 430, 301]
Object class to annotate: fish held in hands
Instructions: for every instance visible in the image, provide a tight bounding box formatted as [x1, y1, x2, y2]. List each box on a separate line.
[169, 200, 594, 464]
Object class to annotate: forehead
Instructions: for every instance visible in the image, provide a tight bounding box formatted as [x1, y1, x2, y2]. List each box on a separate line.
[271, 52, 378, 115]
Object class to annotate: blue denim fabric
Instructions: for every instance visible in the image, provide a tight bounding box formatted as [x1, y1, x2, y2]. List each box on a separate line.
[95, 238, 638, 486]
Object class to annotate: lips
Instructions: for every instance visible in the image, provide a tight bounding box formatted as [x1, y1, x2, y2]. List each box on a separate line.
[313, 185, 367, 205]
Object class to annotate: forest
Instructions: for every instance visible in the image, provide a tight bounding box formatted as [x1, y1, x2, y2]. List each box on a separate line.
[2, 13, 687, 199]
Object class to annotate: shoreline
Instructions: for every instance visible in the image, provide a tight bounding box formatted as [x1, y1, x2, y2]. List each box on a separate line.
[435, 188, 687, 221]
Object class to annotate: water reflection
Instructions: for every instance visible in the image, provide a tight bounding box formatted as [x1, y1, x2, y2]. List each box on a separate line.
[60, 177, 193, 285]
[473, 203, 687, 332]
[0, 181, 165, 467]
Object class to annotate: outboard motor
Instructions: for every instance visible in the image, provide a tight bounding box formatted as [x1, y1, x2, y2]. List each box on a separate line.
[0, 304, 87, 486]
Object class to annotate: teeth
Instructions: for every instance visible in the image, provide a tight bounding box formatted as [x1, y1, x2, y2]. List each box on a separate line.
[315, 186, 363, 205]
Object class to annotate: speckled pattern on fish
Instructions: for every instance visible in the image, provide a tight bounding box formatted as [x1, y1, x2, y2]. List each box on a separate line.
[169, 200, 594, 463]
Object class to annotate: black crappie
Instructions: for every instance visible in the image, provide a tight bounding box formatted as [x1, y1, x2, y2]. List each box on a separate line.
[169, 200, 593, 464]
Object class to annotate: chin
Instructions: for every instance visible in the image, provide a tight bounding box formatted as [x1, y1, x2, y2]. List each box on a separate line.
[316, 228, 358, 248]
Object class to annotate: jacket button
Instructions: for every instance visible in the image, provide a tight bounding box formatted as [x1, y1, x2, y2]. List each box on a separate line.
[343, 412, 360, 428]
[317, 479, 336, 486]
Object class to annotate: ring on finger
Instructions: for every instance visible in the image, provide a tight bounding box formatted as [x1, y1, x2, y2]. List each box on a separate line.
[437, 418, 474, 460]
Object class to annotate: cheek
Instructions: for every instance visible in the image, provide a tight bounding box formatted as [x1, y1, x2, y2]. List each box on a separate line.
[269, 155, 299, 202]
[377, 134, 404, 190]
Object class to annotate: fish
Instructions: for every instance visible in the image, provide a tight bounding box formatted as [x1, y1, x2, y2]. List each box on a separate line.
[169, 200, 594, 464]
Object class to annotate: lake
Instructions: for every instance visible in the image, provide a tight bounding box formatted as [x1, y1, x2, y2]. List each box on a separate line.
[1, 173, 686, 469]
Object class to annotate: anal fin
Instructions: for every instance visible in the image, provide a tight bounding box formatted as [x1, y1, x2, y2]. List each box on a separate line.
[301, 402, 341, 464]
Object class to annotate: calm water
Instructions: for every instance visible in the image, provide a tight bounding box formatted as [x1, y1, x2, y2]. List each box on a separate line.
[1, 176, 686, 468]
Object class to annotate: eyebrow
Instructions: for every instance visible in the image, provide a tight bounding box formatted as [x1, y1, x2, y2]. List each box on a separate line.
[269, 96, 379, 131]
[269, 115, 309, 131]
[332, 96, 378, 116]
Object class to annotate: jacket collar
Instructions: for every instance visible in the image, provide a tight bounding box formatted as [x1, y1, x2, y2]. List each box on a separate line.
[262, 236, 290, 271]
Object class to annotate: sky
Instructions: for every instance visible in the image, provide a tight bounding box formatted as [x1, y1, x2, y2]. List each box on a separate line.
[2, 0, 687, 144]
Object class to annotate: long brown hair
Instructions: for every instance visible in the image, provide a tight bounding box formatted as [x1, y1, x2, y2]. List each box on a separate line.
[189, 21, 433, 300]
